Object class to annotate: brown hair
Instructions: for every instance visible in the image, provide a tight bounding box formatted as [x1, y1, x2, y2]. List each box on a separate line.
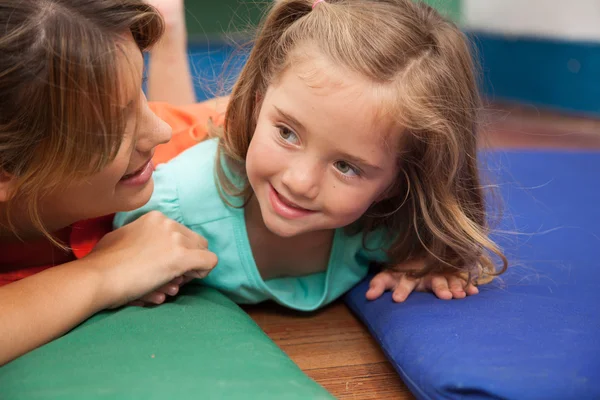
[216, 0, 507, 281]
[0, 0, 164, 236]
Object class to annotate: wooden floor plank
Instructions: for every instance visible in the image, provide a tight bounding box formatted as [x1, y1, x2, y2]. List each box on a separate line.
[244, 302, 414, 398]
[307, 363, 412, 400]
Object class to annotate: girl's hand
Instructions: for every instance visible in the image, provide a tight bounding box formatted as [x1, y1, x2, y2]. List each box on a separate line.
[365, 260, 479, 303]
[90, 211, 218, 309]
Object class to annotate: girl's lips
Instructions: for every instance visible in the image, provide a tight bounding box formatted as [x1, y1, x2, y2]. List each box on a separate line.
[120, 159, 154, 186]
[268, 185, 315, 219]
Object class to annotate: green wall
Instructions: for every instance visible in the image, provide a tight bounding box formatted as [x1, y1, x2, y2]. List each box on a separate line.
[183, 0, 462, 40]
[184, 0, 264, 40]
[422, 0, 461, 23]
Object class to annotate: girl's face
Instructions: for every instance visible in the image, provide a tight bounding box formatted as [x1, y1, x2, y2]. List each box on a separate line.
[246, 52, 401, 238]
[34, 34, 172, 229]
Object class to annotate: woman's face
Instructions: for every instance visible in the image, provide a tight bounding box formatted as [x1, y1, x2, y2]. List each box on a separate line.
[35, 34, 172, 229]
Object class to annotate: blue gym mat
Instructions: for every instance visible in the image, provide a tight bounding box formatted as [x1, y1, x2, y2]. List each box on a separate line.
[345, 150, 600, 399]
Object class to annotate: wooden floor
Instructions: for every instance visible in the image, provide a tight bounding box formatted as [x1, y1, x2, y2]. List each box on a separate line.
[244, 301, 412, 399]
[243, 104, 600, 399]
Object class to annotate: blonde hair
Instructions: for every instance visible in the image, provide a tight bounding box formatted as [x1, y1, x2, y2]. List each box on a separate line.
[216, 0, 507, 281]
[0, 0, 164, 236]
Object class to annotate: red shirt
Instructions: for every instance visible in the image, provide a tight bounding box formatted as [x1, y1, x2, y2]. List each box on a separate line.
[0, 102, 221, 286]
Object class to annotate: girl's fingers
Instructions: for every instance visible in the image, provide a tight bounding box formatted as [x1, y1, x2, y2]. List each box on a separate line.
[448, 275, 467, 299]
[465, 281, 479, 296]
[392, 275, 419, 303]
[366, 271, 399, 300]
[429, 275, 453, 300]
[366, 269, 482, 303]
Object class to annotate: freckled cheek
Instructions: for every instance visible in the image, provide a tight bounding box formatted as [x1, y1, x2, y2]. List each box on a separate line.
[247, 136, 287, 180]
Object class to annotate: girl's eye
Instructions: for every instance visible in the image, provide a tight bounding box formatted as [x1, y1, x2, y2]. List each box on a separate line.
[278, 126, 300, 144]
[334, 161, 360, 177]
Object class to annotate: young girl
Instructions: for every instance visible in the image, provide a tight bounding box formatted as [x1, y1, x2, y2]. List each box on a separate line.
[116, 0, 507, 311]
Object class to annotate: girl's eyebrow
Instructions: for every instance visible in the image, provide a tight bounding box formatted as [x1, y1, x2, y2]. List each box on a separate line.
[341, 152, 383, 171]
[274, 106, 306, 132]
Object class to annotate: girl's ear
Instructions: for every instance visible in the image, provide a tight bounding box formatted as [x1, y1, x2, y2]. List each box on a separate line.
[0, 171, 16, 202]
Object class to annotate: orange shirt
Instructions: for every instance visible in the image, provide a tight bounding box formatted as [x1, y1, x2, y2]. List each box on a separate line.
[0, 102, 221, 286]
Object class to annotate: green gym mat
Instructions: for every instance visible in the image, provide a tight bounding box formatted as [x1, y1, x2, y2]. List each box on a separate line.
[0, 284, 333, 399]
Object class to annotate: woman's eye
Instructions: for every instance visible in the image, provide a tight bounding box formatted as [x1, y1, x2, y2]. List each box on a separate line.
[278, 126, 300, 144]
[334, 161, 360, 177]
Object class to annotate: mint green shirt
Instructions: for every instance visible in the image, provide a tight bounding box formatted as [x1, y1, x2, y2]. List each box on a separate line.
[114, 139, 389, 311]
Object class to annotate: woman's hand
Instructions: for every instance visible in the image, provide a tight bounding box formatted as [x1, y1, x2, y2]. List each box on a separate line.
[0, 211, 217, 365]
[128, 275, 195, 307]
[91, 211, 217, 309]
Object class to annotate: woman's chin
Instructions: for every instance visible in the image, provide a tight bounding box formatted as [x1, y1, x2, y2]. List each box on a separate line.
[116, 178, 155, 212]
